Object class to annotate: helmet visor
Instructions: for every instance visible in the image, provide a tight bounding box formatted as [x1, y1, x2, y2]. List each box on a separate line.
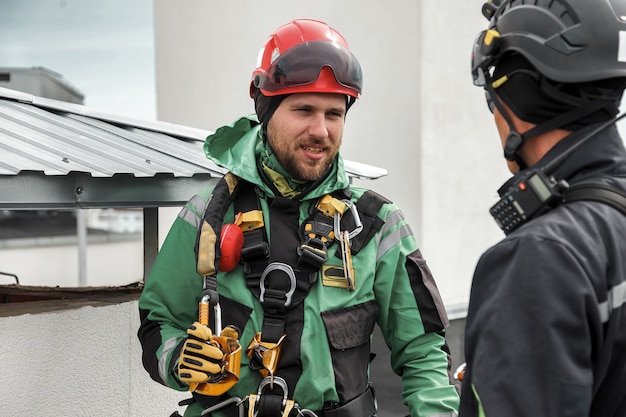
[254, 41, 363, 95]
[471, 29, 499, 87]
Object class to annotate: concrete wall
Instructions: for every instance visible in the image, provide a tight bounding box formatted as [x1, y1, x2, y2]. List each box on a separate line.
[0, 301, 189, 417]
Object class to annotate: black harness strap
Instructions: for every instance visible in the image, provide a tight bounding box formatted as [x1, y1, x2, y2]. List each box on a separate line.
[194, 173, 242, 319]
[194, 173, 241, 275]
[263, 196, 301, 342]
[234, 184, 315, 316]
[564, 183, 626, 216]
[234, 181, 269, 289]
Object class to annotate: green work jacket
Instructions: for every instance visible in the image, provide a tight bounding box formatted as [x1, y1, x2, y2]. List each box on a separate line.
[138, 115, 459, 417]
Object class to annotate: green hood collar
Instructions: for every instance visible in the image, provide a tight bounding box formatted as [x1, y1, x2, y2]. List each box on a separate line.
[203, 115, 350, 200]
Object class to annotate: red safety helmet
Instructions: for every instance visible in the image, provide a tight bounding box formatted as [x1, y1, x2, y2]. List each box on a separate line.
[250, 19, 363, 99]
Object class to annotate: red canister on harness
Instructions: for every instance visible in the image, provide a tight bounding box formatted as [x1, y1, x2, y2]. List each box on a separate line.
[219, 213, 244, 272]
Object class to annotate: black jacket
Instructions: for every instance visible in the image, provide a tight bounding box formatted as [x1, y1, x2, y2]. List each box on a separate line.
[460, 123, 626, 416]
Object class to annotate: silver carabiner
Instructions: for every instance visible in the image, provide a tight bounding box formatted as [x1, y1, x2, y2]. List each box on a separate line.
[333, 199, 363, 242]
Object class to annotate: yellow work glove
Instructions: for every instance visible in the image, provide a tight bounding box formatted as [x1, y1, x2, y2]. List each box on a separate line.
[177, 322, 225, 385]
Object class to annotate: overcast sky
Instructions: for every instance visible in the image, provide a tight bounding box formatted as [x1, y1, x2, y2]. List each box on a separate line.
[0, 0, 156, 120]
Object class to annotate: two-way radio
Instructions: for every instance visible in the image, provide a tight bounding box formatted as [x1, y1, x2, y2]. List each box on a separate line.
[490, 112, 626, 235]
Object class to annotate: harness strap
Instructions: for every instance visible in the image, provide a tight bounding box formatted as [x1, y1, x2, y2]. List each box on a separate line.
[261, 197, 301, 342]
[315, 385, 377, 417]
[195, 172, 242, 279]
[564, 182, 626, 216]
[195, 172, 243, 325]
[234, 182, 269, 288]
[192, 173, 246, 397]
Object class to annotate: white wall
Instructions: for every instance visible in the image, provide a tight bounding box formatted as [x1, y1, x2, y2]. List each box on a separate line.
[0, 301, 189, 417]
[153, 0, 512, 308]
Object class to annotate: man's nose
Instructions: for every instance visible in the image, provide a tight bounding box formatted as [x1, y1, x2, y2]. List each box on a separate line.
[307, 114, 329, 139]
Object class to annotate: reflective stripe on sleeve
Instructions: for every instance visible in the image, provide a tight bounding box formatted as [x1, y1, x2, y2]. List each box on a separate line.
[598, 280, 626, 323]
[177, 195, 206, 229]
[376, 209, 413, 261]
[159, 337, 180, 385]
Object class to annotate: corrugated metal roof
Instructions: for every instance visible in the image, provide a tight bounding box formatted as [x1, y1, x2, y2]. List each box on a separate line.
[0, 86, 386, 209]
[0, 87, 222, 209]
[0, 87, 224, 178]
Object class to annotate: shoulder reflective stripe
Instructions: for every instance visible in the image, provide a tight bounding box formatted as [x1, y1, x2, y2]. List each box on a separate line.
[178, 206, 202, 229]
[377, 223, 412, 261]
[380, 209, 404, 236]
[428, 413, 458, 417]
[178, 195, 207, 228]
[598, 280, 626, 323]
[188, 194, 208, 215]
[376, 211, 413, 262]
[159, 337, 180, 385]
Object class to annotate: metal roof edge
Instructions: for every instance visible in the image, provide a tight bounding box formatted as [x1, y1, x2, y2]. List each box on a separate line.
[0, 86, 211, 141]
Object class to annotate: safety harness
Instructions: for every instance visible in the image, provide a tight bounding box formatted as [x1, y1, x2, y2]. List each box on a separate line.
[191, 172, 389, 417]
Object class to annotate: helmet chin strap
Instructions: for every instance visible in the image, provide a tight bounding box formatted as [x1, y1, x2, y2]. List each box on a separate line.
[484, 76, 528, 169]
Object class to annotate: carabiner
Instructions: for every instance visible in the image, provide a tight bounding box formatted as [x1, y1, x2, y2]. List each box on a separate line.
[334, 199, 363, 242]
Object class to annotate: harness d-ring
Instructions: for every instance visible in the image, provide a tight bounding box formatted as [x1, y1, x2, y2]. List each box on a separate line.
[258, 375, 288, 395]
[259, 262, 297, 307]
[248, 376, 294, 417]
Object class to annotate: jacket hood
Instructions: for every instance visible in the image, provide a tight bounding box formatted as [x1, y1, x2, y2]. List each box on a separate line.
[203, 114, 351, 199]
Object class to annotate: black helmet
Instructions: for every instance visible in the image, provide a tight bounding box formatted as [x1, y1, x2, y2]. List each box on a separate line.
[472, 0, 626, 165]
[472, 0, 626, 85]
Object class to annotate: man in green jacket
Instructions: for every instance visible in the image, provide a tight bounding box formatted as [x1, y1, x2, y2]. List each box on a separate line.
[138, 18, 459, 417]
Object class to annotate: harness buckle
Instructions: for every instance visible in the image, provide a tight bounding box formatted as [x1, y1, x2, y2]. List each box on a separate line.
[241, 240, 269, 260]
[298, 237, 329, 268]
[259, 262, 297, 308]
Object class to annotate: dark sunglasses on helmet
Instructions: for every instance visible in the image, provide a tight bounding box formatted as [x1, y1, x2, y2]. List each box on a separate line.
[253, 40, 363, 94]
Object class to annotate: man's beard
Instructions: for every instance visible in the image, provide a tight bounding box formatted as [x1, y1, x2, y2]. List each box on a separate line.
[281, 155, 333, 182]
